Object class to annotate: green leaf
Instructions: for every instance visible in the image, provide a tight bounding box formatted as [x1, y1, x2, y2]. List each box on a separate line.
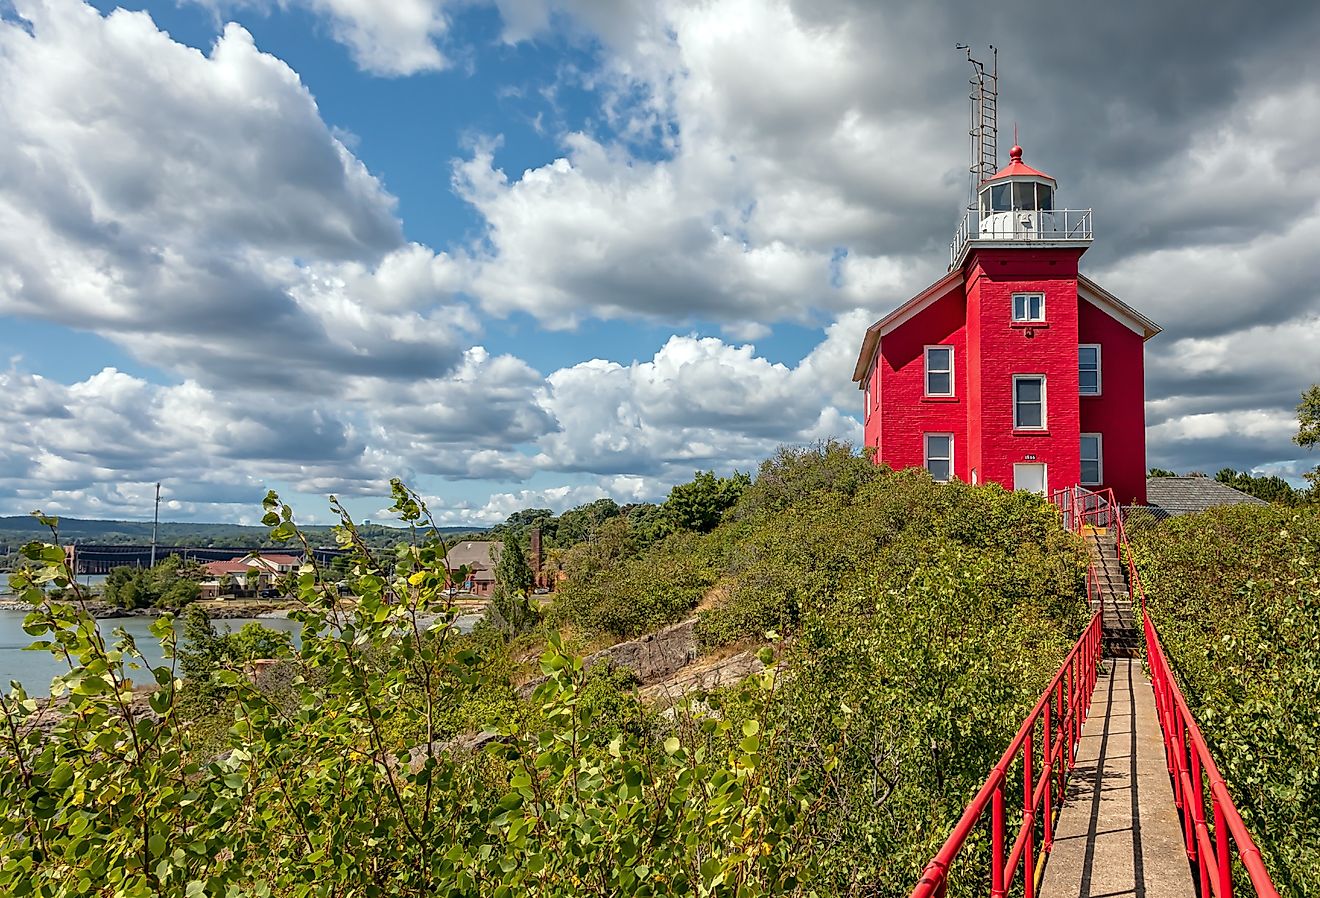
[48, 763, 74, 791]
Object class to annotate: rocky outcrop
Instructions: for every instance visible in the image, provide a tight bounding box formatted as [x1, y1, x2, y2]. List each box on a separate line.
[406, 730, 508, 772]
[639, 651, 766, 706]
[516, 618, 698, 698]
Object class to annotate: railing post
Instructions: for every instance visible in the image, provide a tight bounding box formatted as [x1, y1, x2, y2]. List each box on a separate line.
[991, 781, 1005, 898]
[1194, 751, 1210, 896]
[1067, 653, 1077, 769]
[1054, 679, 1064, 805]
[1190, 749, 1204, 864]
[1024, 729, 1035, 898]
[1177, 712, 1190, 821]
[1214, 799, 1233, 898]
[1043, 701, 1053, 852]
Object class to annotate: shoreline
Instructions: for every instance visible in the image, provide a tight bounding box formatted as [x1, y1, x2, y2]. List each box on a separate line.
[0, 598, 300, 620]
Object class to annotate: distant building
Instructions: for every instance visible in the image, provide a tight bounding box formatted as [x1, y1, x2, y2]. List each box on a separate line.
[853, 144, 1160, 504]
[1142, 476, 1268, 519]
[444, 541, 502, 597]
[198, 552, 302, 598]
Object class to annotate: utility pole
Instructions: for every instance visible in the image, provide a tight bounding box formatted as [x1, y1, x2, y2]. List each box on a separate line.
[150, 482, 161, 568]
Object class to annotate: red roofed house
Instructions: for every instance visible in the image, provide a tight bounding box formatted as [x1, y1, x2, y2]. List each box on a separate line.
[853, 145, 1160, 504]
[198, 553, 302, 598]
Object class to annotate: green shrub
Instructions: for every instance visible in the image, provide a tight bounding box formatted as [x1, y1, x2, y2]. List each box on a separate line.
[550, 523, 717, 638]
[0, 495, 827, 897]
[0, 464, 1093, 898]
[698, 463, 1086, 649]
[103, 555, 204, 608]
[1133, 504, 1320, 894]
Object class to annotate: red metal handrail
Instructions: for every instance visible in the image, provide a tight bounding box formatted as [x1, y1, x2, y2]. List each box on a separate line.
[1144, 612, 1279, 897]
[909, 611, 1103, 898]
[1052, 485, 1280, 897]
[911, 486, 1281, 895]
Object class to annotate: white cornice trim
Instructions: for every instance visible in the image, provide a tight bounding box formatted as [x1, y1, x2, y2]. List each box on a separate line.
[1078, 274, 1162, 341]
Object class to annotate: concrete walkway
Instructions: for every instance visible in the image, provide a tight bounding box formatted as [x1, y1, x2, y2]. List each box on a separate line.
[1040, 658, 1195, 898]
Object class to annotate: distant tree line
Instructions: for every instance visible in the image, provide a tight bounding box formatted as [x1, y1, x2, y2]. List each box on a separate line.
[1147, 384, 1320, 506]
[486, 470, 751, 555]
[0, 518, 446, 550]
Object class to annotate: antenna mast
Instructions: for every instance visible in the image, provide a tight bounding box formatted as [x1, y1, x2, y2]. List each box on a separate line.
[956, 44, 998, 200]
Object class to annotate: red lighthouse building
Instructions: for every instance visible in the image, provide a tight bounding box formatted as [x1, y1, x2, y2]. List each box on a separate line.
[852, 144, 1160, 504]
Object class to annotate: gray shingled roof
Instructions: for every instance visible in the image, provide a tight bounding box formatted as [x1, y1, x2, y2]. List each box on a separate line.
[1143, 477, 1267, 517]
[445, 540, 502, 572]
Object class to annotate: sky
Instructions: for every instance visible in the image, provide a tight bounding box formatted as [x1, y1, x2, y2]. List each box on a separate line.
[1, 0, 1318, 527]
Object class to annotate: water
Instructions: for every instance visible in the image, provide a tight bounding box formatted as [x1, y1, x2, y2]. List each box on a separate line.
[0, 609, 302, 695]
[0, 608, 484, 695]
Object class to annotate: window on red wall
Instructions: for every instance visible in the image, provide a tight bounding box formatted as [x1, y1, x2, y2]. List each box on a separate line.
[925, 346, 954, 396]
[1081, 434, 1103, 484]
[1079, 345, 1101, 395]
[924, 434, 953, 482]
[1012, 293, 1045, 322]
[1013, 376, 1046, 429]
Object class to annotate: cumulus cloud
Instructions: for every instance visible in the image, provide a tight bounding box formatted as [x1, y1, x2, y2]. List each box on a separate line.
[0, 0, 473, 390]
[536, 332, 861, 481]
[0, 366, 376, 518]
[453, 136, 832, 326]
[6, 0, 1320, 520]
[190, 0, 455, 76]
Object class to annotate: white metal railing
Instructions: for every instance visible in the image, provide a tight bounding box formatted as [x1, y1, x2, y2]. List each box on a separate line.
[949, 207, 1093, 267]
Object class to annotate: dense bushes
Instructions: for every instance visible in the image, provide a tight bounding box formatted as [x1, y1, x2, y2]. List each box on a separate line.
[756, 539, 1087, 893]
[102, 556, 203, 608]
[1131, 505, 1320, 894]
[552, 528, 718, 636]
[0, 460, 1092, 897]
[550, 442, 1087, 653]
[0, 496, 826, 897]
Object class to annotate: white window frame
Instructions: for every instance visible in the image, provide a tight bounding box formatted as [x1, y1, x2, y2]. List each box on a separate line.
[1079, 344, 1102, 396]
[1081, 433, 1103, 485]
[1013, 375, 1047, 430]
[924, 433, 954, 483]
[864, 377, 871, 419]
[1012, 292, 1046, 323]
[1013, 463, 1049, 496]
[924, 345, 955, 397]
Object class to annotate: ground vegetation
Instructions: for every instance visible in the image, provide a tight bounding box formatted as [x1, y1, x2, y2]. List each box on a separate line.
[102, 556, 206, 609]
[1130, 504, 1320, 894]
[0, 455, 1092, 897]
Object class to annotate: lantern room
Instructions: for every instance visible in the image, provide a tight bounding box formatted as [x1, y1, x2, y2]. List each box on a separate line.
[949, 143, 1093, 269]
[978, 145, 1057, 238]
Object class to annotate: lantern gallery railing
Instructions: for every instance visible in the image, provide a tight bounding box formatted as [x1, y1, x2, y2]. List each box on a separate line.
[949, 207, 1093, 268]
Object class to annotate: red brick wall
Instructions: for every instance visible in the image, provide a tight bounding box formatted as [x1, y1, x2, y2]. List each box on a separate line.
[1079, 300, 1149, 504]
[875, 288, 968, 477]
[967, 248, 1085, 495]
[867, 247, 1150, 500]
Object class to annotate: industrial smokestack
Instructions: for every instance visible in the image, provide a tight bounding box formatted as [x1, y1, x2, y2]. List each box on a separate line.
[530, 526, 543, 577]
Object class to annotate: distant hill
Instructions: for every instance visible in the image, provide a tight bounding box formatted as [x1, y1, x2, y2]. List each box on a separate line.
[0, 515, 486, 552]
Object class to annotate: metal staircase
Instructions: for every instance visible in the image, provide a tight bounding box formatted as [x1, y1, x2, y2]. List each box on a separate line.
[1082, 527, 1138, 656]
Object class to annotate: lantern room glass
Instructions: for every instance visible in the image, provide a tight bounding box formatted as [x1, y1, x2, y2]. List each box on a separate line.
[980, 180, 1053, 213]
